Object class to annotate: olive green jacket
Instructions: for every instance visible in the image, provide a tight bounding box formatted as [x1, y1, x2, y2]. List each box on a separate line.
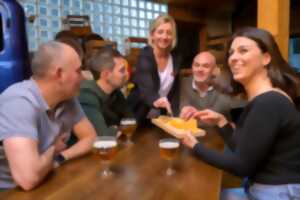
[79, 80, 133, 136]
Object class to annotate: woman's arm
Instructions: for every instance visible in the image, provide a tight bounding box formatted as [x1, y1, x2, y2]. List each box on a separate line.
[183, 96, 281, 177]
[133, 49, 160, 107]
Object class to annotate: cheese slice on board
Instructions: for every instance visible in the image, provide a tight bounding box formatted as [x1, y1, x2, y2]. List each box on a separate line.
[152, 116, 206, 138]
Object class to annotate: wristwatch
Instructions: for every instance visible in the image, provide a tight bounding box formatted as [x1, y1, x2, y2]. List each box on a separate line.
[54, 153, 66, 166]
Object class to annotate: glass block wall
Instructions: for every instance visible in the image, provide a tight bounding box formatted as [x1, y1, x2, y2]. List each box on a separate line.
[17, 0, 168, 53]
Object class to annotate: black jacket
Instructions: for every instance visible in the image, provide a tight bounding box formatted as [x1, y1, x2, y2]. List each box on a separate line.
[128, 46, 181, 125]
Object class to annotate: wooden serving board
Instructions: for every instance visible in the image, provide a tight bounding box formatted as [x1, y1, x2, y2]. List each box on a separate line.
[151, 116, 206, 138]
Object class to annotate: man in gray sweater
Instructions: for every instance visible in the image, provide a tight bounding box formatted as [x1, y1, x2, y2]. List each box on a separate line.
[180, 51, 244, 121]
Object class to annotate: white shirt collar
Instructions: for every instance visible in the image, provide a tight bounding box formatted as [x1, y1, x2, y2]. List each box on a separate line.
[192, 79, 213, 98]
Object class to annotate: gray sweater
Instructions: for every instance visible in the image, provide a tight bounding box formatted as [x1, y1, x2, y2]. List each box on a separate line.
[180, 76, 245, 119]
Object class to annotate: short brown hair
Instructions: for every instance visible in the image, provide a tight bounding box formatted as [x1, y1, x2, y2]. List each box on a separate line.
[86, 48, 122, 80]
[31, 41, 64, 78]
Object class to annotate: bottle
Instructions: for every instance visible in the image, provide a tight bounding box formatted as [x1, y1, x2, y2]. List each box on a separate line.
[0, 0, 30, 93]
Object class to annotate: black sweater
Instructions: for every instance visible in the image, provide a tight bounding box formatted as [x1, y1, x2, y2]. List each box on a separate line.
[128, 46, 181, 124]
[193, 91, 300, 184]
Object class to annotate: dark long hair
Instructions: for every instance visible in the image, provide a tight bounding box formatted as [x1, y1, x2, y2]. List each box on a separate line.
[217, 27, 300, 99]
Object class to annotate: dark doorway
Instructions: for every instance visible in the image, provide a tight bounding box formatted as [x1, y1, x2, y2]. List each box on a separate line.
[174, 20, 200, 68]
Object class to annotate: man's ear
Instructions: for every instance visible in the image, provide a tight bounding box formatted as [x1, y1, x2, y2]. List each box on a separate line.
[52, 65, 64, 83]
[100, 69, 110, 79]
[213, 66, 220, 77]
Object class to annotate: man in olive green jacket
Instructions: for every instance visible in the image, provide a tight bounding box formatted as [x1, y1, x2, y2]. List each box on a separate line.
[79, 48, 133, 136]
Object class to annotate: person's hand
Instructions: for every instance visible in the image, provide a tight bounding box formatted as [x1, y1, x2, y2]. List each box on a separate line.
[116, 130, 122, 138]
[111, 125, 122, 138]
[180, 106, 198, 120]
[53, 132, 69, 154]
[181, 131, 198, 149]
[195, 109, 228, 127]
[153, 97, 172, 115]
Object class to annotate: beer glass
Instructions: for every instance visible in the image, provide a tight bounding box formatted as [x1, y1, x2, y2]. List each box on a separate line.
[93, 136, 118, 177]
[159, 138, 180, 176]
[119, 118, 137, 145]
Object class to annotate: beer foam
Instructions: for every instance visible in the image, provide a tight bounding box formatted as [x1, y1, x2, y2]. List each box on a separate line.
[94, 140, 117, 148]
[159, 141, 179, 149]
[121, 119, 136, 125]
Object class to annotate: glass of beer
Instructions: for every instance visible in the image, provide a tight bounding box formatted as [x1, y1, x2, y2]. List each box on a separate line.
[119, 118, 137, 146]
[93, 136, 118, 177]
[159, 138, 180, 176]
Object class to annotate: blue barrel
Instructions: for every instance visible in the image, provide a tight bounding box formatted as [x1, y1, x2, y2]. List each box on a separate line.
[0, 0, 30, 93]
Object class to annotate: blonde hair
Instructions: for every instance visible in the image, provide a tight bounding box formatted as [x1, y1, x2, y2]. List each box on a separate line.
[148, 14, 177, 50]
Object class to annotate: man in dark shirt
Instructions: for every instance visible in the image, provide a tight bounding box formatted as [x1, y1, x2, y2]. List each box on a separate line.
[79, 48, 133, 136]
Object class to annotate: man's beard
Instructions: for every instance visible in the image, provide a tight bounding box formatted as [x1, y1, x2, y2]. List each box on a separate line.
[107, 78, 126, 89]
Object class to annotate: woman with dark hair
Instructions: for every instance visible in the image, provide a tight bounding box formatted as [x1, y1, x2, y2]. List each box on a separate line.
[180, 27, 300, 199]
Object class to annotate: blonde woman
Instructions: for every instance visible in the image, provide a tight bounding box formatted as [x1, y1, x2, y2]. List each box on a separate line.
[128, 14, 181, 126]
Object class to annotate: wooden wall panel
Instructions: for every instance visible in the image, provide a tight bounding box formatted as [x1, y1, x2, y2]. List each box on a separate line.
[257, 0, 290, 59]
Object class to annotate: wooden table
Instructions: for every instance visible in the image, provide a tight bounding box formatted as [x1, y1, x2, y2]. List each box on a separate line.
[0, 127, 224, 200]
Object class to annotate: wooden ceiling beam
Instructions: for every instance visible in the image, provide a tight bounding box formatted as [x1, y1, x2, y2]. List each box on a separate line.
[168, 5, 206, 23]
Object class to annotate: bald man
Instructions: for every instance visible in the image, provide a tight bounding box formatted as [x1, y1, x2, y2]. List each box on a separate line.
[180, 51, 244, 120]
[0, 41, 97, 190]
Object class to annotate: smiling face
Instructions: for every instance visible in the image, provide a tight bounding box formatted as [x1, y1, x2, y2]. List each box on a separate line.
[151, 22, 174, 51]
[192, 52, 216, 84]
[228, 36, 271, 85]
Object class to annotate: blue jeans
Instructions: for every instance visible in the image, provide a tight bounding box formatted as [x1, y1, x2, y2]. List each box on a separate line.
[248, 183, 300, 200]
[221, 183, 300, 200]
[220, 188, 249, 200]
